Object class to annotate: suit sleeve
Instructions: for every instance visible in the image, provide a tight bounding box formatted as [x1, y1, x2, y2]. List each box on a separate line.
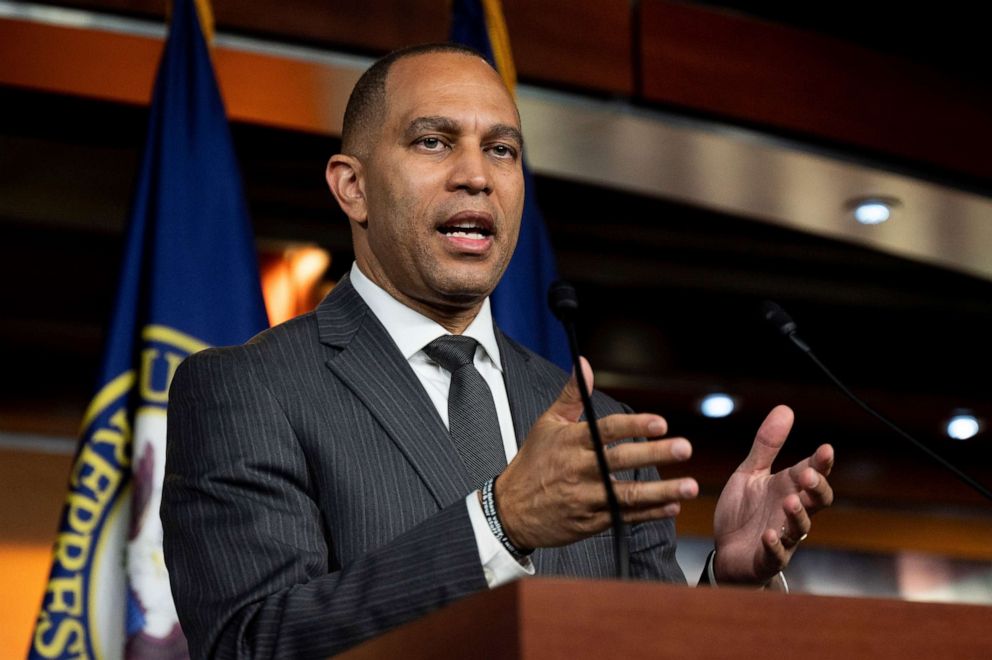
[628, 465, 687, 584]
[615, 398, 687, 585]
[162, 349, 488, 660]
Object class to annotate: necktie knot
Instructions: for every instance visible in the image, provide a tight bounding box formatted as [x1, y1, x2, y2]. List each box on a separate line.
[424, 335, 478, 372]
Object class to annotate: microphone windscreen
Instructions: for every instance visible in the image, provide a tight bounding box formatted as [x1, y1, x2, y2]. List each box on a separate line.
[548, 280, 579, 320]
[762, 300, 798, 336]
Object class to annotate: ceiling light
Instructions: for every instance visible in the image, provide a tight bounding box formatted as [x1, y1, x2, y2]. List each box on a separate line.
[700, 393, 735, 418]
[852, 199, 893, 225]
[846, 196, 900, 225]
[946, 413, 980, 440]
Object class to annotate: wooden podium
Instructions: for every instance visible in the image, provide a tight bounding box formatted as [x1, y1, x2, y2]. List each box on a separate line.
[338, 578, 992, 659]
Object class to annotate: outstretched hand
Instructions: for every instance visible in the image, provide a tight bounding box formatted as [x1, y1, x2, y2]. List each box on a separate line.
[712, 405, 834, 584]
[496, 358, 698, 550]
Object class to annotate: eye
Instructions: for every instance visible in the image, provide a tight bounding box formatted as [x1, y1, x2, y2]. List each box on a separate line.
[488, 144, 518, 159]
[416, 136, 446, 151]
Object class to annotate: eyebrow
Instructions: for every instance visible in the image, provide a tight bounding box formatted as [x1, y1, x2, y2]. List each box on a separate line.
[403, 116, 524, 149]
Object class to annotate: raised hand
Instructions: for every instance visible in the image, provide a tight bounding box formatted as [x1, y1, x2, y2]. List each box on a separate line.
[711, 405, 835, 584]
[495, 358, 698, 550]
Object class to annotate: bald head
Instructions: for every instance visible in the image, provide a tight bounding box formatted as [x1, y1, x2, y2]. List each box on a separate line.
[341, 43, 496, 159]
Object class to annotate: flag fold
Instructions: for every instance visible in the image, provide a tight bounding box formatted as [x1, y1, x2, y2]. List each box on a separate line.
[30, 1, 267, 657]
[450, 0, 570, 369]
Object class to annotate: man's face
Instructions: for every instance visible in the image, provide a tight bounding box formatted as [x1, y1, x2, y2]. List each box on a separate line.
[357, 52, 525, 315]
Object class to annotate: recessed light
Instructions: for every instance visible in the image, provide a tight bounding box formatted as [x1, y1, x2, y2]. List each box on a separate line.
[700, 393, 735, 418]
[847, 196, 900, 225]
[946, 413, 981, 440]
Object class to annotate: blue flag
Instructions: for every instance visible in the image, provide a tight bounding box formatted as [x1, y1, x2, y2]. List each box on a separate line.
[30, 1, 268, 657]
[449, 0, 570, 369]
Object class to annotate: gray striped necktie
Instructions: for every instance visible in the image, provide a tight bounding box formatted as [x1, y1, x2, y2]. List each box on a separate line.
[423, 335, 507, 489]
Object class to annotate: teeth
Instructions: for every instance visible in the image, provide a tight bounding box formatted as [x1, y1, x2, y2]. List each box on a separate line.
[448, 230, 485, 239]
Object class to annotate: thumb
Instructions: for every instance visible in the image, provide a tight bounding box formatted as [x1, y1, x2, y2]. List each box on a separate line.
[739, 404, 794, 473]
[549, 356, 594, 423]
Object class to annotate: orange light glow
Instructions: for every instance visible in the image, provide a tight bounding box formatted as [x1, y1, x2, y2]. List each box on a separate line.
[0, 543, 55, 656]
[259, 245, 333, 326]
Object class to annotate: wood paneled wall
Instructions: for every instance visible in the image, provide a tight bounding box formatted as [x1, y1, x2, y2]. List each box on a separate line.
[22, 0, 991, 183]
[638, 1, 992, 183]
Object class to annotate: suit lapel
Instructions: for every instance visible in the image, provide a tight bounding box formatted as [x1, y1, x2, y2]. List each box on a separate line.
[496, 329, 567, 575]
[497, 330, 550, 449]
[316, 276, 472, 508]
[316, 281, 567, 572]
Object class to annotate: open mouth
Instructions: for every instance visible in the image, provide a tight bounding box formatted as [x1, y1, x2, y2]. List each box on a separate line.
[437, 212, 495, 242]
[437, 225, 492, 240]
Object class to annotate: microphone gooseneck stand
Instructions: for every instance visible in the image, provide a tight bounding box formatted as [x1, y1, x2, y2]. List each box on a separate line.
[549, 281, 630, 578]
[762, 300, 992, 503]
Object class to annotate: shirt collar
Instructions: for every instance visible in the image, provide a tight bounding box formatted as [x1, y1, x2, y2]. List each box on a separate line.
[349, 261, 503, 371]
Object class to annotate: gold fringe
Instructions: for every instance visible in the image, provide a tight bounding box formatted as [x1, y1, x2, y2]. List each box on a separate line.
[192, 0, 215, 44]
[164, 0, 215, 44]
[481, 0, 517, 94]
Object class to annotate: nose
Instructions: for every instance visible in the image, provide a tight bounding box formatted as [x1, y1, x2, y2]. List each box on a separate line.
[447, 146, 492, 195]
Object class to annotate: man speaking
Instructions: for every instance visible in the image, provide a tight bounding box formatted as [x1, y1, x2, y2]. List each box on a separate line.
[162, 43, 835, 659]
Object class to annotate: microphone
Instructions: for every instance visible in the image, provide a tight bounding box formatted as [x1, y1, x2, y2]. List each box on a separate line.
[549, 281, 630, 579]
[762, 300, 992, 503]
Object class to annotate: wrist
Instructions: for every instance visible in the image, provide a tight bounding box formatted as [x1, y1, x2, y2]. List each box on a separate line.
[491, 471, 529, 550]
[482, 476, 533, 561]
[707, 550, 788, 591]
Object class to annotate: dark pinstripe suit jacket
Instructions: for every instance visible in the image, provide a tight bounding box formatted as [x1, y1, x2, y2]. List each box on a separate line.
[162, 275, 685, 659]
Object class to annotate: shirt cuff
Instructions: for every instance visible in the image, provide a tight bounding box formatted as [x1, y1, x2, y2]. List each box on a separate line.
[703, 550, 789, 592]
[465, 492, 534, 588]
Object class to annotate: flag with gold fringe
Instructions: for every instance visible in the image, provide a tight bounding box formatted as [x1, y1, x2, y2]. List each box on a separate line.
[450, 0, 570, 369]
[29, 1, 268, 657]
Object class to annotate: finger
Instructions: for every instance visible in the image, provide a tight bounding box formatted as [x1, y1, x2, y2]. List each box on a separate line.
[760, 527, 790, 575]
[621, 501, 683, 523]
[548, 356, 595, 423]
[605, 437, 692, 472]
[739, 405, 794, 474]
[778, 444, 833, 513]
[561, 510, 614, 539]
[779, 494, 811, 548]
[786, 444, 835, 481]
[786, 460, 815, 486]
[811, 443, 835, 477]
[610, 477, 698, 510]
[798, 469, 834, 513]
[595, 413, 669, 445]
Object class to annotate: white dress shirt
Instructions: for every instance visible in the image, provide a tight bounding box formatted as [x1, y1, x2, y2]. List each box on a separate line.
[349, 262, 533, 587]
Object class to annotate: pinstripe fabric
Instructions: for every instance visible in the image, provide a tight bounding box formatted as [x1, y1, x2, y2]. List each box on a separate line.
[162, 275, 684, 660]
[424, 335, 506, 489]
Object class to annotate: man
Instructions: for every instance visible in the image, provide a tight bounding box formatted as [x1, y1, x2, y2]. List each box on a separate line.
[163, 43, 834, 659]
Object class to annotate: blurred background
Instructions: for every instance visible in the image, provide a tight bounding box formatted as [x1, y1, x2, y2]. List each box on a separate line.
[2, 0, 992, 653]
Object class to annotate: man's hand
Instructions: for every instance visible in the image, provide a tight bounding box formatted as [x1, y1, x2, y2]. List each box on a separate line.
[494, 358, 698, 550]
[712, 405, 834, 584]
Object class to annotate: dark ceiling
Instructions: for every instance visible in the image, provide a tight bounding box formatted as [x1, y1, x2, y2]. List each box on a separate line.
[702, 1, 987, 84]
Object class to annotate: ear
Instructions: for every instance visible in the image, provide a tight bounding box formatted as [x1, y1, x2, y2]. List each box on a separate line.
[326, 154, 368, 225]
